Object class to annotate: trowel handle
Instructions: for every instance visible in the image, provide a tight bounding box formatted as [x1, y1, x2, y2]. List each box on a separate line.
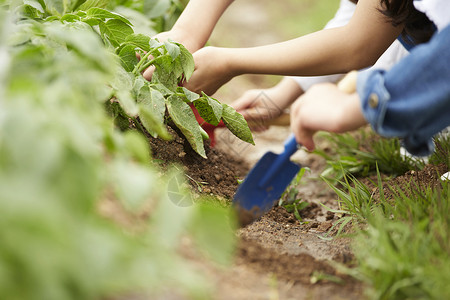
[258, 134, 300, 188]
[284, 134, 299, 157]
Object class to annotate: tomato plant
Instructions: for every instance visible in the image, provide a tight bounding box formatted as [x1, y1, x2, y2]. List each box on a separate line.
[18, 0, 254, 158]
[0, 1, 239, 299]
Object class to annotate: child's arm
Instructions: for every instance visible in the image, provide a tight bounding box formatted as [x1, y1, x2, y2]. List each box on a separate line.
[183, 0, 404, 95]
[143, 0, 233, 80]
[153, 0, 234, 52]
[291, 25, 450, 154]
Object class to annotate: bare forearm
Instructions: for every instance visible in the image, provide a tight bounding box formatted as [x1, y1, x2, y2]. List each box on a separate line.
[224, 0, 402, 77]
[171, 0, 234, 51]
[270, 77, 304, 107]
[226, 28, 399, 77]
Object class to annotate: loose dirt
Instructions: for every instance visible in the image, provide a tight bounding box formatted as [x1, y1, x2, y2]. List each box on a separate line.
[147, 123, 448, 300]
[141, 1, 449, 298]
[147, 124, 249, 199]
[147, 124, 365, 299]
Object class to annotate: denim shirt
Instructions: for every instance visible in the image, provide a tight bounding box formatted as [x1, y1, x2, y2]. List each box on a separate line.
[357, 25, 450, 156]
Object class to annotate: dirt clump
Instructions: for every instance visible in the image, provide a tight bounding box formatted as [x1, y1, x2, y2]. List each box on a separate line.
[146, 124, 249, 199]
[144, 122, 366, 299]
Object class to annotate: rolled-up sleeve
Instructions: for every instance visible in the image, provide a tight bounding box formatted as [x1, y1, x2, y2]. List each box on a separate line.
[357, 25, 450, 156]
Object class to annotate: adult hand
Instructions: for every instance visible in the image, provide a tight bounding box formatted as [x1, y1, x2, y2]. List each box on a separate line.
[290, 83, 367, 151]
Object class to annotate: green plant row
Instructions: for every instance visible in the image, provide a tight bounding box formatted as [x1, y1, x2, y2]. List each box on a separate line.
[18, 0, 254, 158]
[0, 1, 239, 299]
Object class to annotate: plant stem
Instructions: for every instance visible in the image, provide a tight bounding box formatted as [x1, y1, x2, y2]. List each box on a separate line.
[131, 116, 146, 134]
[133, 48, 160, 74]
[137, 54, 171, 74]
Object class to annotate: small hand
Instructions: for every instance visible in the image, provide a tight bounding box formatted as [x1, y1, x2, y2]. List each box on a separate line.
[142, 29, 199, 81]
[232, 88, 286, 131]
[182, 46, 235, 96]
[290, 83, 367, 151]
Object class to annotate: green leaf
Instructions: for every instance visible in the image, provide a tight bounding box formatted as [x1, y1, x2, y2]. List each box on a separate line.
[166, 95, 206, 158]
[124, 33, 151, 51]
[149, 38, 163, 49]
[76, 10, 86, 17]
[24, 0, 45, 12]
[111, 69, 139, 116]
[44, 15, 59, 21]
[177, 87, 199, 102]
[99, 19, 133, 47]
[189, 203, 237, 265]
[132, 76, 146, 97]
[118, 44, 138, 72]
[178, 43, 194, 81]
[149, 83, 173, 96]
[77, 0, 109, 11]
[44, 21, 114, 72]
[41, 0, 79, 15]
[164, 40, 180, 61]
[111, 160, 156, 213]
[123, 131, 151, 163]
[138, 104, 171, 140]
[60, 13, 81, 22]
[42, 0, 64, 15]
[21, 3, 45, 18]
[85, 7, 132, 25]
[221, 104, 254, 145]
[137, 85, 166, 124]
[81, 16, 100, 25]
[152, 55, 182, 91]
[193, 94, 223, 126]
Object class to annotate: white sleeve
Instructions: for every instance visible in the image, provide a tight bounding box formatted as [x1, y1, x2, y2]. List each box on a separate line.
[290, 0, 355, 91]
[414, 0, 450, 31]
[371, 39, 409, 70]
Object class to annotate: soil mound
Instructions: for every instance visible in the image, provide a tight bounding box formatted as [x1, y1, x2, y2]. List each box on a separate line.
[147, 124, 249, 199]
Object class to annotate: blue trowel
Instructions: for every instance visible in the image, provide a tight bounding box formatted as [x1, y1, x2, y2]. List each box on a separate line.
[232, 71, 357, 226]
[233, 134, 301, 226]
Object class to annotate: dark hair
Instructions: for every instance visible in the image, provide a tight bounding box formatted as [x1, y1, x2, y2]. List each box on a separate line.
[348, 0, 434, 44]
[379, 0, 435, 44]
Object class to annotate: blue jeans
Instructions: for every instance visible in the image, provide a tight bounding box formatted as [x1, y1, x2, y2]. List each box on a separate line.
[357, 24, 450, 156]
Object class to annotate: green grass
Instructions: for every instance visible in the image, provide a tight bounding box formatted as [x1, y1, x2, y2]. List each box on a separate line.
[324, 167, 450, 300]
[314, 129, 426, 184]
[429, 132, 450, 169]
[355, 182, 450, 300]
[316, 130, 450, 299]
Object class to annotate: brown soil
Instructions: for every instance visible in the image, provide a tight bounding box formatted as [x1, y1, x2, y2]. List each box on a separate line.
[135, 0, 450, 297]
[146, 122, 365, 299]
[147, 124, 249, 199]
[145, 117, 450, 300]
[373, 163, 448, 203]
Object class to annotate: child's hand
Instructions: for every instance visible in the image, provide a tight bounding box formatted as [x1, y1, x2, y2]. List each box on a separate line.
[290, 83, 367, 151]
[232, 77, 302, 131]
[142, 29, 199, 81]
[231, 88, 283, 132]
[182, 46, 235, 95]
